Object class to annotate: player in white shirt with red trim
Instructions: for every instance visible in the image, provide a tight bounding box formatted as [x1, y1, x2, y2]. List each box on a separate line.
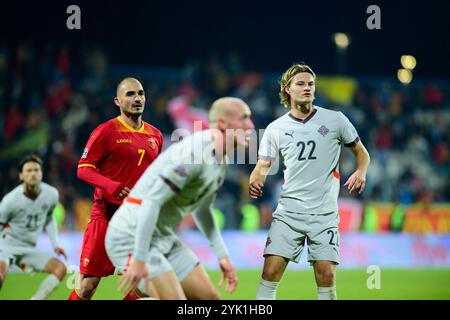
[106, 97, 254, 299]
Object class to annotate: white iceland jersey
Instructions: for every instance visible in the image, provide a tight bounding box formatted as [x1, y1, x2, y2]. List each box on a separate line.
[0, 182, 59, 247]
[259, 106, 359, 214]
[109, 130, 228, 238]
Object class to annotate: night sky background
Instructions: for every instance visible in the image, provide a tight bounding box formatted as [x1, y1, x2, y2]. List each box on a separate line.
[1, 0, 449, 77]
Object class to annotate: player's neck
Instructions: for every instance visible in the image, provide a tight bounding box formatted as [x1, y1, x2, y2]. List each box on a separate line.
[120, 114, 142, 130]
[23, 184, 41, 200]
[290, 103, 314, 120]
[211, 129, 226, 162]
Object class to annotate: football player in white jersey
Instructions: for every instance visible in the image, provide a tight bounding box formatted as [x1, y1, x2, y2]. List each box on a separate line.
[250, 63, 370, 300]
[105, 97, 254, 299]
[0, 154, 67, 299]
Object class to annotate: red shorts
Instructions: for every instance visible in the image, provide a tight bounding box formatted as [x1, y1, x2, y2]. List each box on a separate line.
[79, 202, 118, 277]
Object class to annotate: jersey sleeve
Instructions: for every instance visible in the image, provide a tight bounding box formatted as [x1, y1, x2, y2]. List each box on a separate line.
[51, 188, 59, 213]
[158, 156, 202, 193]
[337, 112, 360, 147]
[157, 132, 164, 154]
[0, 195, 12, 226]
[192, 193, 229, 259]
[78, 125, 109, 169]
[258, 125, 279, 161]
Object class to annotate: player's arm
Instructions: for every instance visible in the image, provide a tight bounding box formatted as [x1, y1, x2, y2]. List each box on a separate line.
[344, 140, 371, 194]
[250, 126, 278, 199]
[193, 194, 238, 293]
[77, 167, 130, 200]
[78, 126, 130, 200]
[0, 197, 11, 229]
[44, 207, 67, 260]
[249, 159, 272, 199]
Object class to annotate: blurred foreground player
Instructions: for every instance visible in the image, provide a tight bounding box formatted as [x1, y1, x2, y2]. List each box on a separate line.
[68, 78, 163, 300]
[105, 97, 254, 299]
[0, 154, 67, 300]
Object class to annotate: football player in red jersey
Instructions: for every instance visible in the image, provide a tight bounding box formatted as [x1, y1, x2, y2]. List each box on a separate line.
[68, 78, 163, 300]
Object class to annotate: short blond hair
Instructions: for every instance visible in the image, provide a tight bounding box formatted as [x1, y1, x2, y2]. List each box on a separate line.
[209, 97, 243, 127]
[279, 63, 316, 108]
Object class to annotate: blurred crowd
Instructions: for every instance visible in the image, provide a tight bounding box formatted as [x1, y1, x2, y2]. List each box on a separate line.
[1, 43, 449, 231]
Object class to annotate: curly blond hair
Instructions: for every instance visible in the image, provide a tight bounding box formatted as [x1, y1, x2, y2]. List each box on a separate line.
[279, 63, 316, 108]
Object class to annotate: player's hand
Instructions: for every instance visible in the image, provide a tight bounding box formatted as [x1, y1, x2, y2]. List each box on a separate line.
[54, 247, 67, 260]
[249, 181, 264, 199]
[218, 256, 238, 293]
[118, 259, 148, 295]
[117, 186, 131, 200]
[343, 169, 366, 194]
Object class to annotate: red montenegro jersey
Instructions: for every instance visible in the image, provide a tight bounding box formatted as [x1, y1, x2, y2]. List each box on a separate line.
[78, 116, 163, 211]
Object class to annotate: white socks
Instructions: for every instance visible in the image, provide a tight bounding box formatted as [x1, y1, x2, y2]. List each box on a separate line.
[31, 274, 61, 300]
[256, 279, 279, 300]
[317, 286, 337, 300]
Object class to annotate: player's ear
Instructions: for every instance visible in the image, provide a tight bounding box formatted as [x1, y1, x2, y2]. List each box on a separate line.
[19, 172, 24, 182]
[114, 97, 121, 107]
[285, 85, 290, 95]
[217, 117, 227, 131]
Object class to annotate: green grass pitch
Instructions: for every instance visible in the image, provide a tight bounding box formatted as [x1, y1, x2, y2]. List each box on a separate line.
[1, 269, 449, 300]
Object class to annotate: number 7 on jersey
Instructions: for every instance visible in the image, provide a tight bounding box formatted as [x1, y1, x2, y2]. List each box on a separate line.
[137, 148, 145, 166]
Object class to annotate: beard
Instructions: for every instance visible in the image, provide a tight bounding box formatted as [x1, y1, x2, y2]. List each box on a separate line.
[122, 107, 143, 118]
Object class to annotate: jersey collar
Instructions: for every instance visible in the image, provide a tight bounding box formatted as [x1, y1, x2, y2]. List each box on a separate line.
[116, 116, 145, 132]
[288, 107, 317, 124]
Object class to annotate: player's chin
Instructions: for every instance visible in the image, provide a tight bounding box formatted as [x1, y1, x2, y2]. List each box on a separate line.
[130, 110, 144, 116]
[28, 180, 40, 186]
[299, 97, 313, 104]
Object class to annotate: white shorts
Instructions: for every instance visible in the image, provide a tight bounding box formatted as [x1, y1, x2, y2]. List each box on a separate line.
[0, 244, 54, 271]
[105, 226, 199, 281]
[263, 210, 340, 264]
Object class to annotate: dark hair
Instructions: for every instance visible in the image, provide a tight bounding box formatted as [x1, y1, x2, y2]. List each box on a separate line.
[18, 154, 43, 172]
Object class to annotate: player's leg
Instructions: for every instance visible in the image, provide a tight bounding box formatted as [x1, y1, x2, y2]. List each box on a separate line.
[256, 216, 304, 300]
[0, 248, 12, 290]
[23, 250, 67, 300]
[121, 277, 156, 300]
[312, 260, 337, 299]
[181, 263, 220, 300]
[307, 211, 340, 300]
[0, 260, 9, 290]
[73, 274, 102, 300]
[150, 271, 186, 299]
[139, 246, 186, 299]
[70, 218, 114, 300]
[256, 255, 289, 300]
[165, 239, 217, 300]
[105, 227, 160, 300]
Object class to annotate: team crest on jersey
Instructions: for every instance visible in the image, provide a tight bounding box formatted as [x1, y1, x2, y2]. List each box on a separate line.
[148, 137, 157, 150]
[318, 125, 330, 137]
[82, 147, 89, 159]
[82, 258, 90, 267]
[174, 165, 188, 177]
